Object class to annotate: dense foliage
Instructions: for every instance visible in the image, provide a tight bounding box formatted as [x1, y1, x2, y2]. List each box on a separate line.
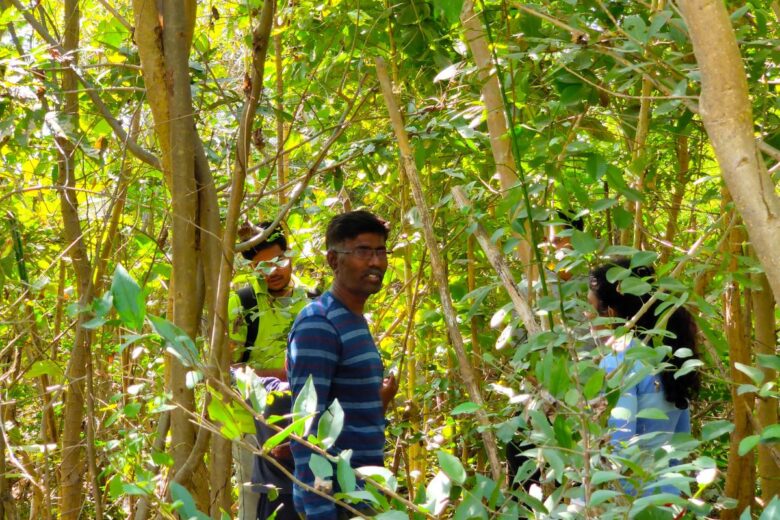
[1, 0, 779, 519]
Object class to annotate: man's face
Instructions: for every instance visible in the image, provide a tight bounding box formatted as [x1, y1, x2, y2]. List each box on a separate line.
[328, 232, 388, 297]
[251, 244, 292, 293]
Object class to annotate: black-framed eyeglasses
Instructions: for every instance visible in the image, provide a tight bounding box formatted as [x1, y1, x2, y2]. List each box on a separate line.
[331, 247, 391, 260]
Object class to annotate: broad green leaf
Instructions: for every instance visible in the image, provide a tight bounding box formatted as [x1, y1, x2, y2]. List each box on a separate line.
[309, 454, 333, 480]
[701, 420, 734, 441]
[636, 408, 669, 420]
[375, 512, 408, 520]
[25, 360, 62, 379]
[292, 376, 317, 436]
[583, 369, 604, 400]
[317, 399, 344, 449]
[357, 466, 398, 492]
[423, 471, 451, 515]
[735, 362, 764, 385]
[207, 398, 241, 441]
[571, 230, 598, 254]
[454, 495, 487, 520]
[590, 489, 620, 506]
[591, 470, 623, 486]
[759, 496, 780, 520]
[451, 402, 480, 415]
[738, 435, 760, 456]
[433, 0, 463, 24]
[336, 450, 356, 493]
[620, 277, 652, 296]
[541, 448, 564, 481]
[148, 315, 199, 368]
[630, 251, 658, 268]
[437, 450, 466, 485]
[756, 354, 780, 371]
[170, 482, 210, 520]
[760, 424, 780, 442]
[111, 264, 145, 330]
[263, 415, 311, 451]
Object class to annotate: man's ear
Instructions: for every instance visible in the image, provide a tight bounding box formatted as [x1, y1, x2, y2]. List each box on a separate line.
[326, 250, 338, 271]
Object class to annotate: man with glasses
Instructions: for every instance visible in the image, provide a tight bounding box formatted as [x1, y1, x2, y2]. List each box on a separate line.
[228, 221, 314, 520]
[287, 210, 399, 520]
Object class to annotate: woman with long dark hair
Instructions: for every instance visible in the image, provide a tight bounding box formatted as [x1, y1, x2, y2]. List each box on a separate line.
[589, 256, 700, 493]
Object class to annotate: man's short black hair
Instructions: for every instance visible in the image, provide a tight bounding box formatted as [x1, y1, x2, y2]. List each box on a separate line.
[239, 221, 287, 261]
[326, 211, 389, 250]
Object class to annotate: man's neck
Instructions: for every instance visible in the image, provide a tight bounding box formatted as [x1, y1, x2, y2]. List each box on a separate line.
[268, 285, 293, 298]
[330, 285, 367, 315]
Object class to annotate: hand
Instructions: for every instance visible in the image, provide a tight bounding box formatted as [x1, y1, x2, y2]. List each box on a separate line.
[380, 374, 399, 412]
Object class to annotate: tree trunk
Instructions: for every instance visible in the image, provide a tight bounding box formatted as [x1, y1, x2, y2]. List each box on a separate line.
[660, 135, 691, 264]
[56, 1, 97, 517]
[721, 202, 755, 519]
[753, 272, 780, 501]
[161, 0, 199, 488]
[460, 0, 535, 282]
[377, 56, 502, 482]
[679, 0, 780, 303]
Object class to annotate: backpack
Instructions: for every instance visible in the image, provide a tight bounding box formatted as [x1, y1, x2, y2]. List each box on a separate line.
[235, 285, 320, 365]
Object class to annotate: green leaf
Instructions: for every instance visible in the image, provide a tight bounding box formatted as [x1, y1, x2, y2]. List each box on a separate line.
[591, 470, 623, 486]
[317, 399, 344, 449]
[148, 315, 199, 368]
[309, 453, 333, 480]
[336, 450, 356, 493]
[590, 489, 620, 506]
[433, 0, 463, 25]
[571, 230, 599, 254]
[759, 496, 780, 520]
[630, 251, 658, 268]
[437, 450, 466, 485]
[423, 471, 451, 516]
[620, 277, 652, 296]
[25, 360, 62, 379]
[170, 482, 210, 520]
[375, 512, 408, 520]
[635, 408, 669, 420]
[451, 402, 480, 415]
[701, 420, 734, 441]
[542, 448, 564, 481]
[292, 375, 317, 436]
[111, 264, 145, 330]
[756, 354, 780, 371]
[207, 398, 241, 440]
[738, 435, 760, 456]
[583, 369, 604, 400]
[735, 362, 764, 385]
[760, 424, 780, 442]
[263, 415, 310, 451]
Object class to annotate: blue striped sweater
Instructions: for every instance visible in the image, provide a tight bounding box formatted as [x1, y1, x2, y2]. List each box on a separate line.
[287, 291, 385, 520]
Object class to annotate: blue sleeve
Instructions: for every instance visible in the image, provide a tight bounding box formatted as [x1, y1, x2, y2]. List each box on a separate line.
[288, 315, 340, 520]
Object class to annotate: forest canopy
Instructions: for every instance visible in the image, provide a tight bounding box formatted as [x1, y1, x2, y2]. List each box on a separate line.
[0, 0, 779, 519]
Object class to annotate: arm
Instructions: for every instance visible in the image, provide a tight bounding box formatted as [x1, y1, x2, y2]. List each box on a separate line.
[379, 374, 398, 413]
[288, 315, 340, 520]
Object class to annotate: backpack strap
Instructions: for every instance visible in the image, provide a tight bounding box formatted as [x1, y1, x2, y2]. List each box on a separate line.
[236, 285, 259, 365]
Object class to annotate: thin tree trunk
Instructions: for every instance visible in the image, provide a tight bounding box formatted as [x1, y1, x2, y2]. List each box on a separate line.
[721, 202, 755, 519]
[460, 0, 535, 283]
[753, 272, 780, 501]
[660, 135, 690, 264]
[56, 1, 98, 516]
[161, 0, 199, 489]
[679, 0, 780, 302]
[205, 1, 275, 514]
[377, 56, 502, 482]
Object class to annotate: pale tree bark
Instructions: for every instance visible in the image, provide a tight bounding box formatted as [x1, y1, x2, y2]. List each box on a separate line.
[460, 0, 535, 283]
[377, 57, 502, 482]
[721, 201, 755, 519]
[679, 0, 780, 303]
[160, 0, 200, 493]
[753, 272, 780, 501]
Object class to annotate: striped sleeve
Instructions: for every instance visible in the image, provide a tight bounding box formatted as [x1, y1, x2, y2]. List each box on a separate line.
[288, 315, 340, 520]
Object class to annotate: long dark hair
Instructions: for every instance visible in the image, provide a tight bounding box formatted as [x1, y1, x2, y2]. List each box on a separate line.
[589, 257, 700, 409]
